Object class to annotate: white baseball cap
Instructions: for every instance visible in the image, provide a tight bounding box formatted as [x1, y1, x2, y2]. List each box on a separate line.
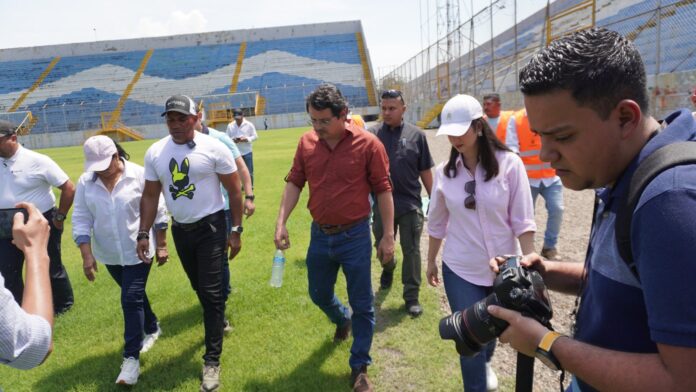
[436, 94, 484, 137]
[83, 135, 117, 172]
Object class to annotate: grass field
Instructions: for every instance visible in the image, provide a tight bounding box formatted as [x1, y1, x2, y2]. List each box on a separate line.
[0, 127, 463, 391]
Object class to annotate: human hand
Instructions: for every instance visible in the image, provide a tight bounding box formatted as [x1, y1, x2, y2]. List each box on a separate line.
[490, 253, 546, 274]
[376, 235, 395, 264]
[155, 247, 169, 266]
[12, 202, 50, 256]
[243, 199, 255, 217]
[82, 254, 98, 281]
[426, 261, 440, 287]
[228, 233, 241, 259]
[136, 239, 152, 264]
[487, 305, 550, 357]
[274, 224, 290, 250]
[52, 218, 64, 231]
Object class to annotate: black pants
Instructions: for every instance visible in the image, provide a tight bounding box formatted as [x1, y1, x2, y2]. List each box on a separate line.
[0, 208, 74, 313]
[171, 210, 227, 366]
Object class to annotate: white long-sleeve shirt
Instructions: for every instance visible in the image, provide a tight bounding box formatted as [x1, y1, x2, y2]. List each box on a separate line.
[226, 119, 258, 156]
[72, 160, 169, 265]
[0, 273, 51, 370]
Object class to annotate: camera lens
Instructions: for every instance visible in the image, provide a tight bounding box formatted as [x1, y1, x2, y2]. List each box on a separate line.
[439, 294, 508, 356]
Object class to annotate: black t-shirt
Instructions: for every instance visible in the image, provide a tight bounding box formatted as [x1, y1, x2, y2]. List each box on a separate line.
[368, 122, 434, 216]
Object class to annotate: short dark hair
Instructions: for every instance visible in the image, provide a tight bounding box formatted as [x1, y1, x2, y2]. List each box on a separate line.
[519, 28, 648, 119]
[306, 84, 348, 118]
[483, 93, 501, 102]
[444, 118, 511, 181]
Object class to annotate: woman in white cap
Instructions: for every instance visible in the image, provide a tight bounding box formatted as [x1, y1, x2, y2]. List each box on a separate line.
[71, 135, 169, 386]
[426, 94, 536, 391]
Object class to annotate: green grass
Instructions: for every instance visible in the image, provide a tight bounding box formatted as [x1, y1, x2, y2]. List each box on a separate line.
[0, 127, 462, 391]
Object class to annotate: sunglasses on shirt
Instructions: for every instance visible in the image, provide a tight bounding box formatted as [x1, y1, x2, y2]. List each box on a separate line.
[465, 180, 476, 210]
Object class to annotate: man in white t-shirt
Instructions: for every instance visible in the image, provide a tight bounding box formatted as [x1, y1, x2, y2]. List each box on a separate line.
[226, 109, 257, 187]
[0, 120, 75, 314]
[137, 95, 243, 392]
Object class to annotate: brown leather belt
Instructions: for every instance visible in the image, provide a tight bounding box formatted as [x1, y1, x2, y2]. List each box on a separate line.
[317, 217, 368, 235]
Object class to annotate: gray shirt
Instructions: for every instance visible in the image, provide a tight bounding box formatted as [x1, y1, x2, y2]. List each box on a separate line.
[369, 122, 434, 216]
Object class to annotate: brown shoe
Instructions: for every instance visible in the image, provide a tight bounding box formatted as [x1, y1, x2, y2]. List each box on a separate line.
[541, 247, 560, 261]
[351, 366, 373, 392]
[333, 319, 352, 343]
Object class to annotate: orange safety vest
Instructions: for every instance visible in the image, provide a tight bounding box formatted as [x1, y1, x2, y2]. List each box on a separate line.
[485, 111, 513, 143]
[514, 109, 556, 179]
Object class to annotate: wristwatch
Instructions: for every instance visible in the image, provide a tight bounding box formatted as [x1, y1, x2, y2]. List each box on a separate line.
[136, 230, 150, 241]
[245, 195, 255, 201]
[535, 331, 564, 371]
[230, 225, 243, 234]
[54, 212, 66, 222]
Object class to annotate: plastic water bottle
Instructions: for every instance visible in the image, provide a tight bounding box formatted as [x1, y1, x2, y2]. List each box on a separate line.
[270, 249, 285, 288]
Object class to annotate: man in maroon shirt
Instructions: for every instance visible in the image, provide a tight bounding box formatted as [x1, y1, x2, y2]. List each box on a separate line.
[275, 84, 395, 392]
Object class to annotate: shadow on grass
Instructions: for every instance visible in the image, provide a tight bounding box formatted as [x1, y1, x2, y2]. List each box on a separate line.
[35, 304, 204, 391]
[243, 341, 347, 391]
[373, 287, 408, 333]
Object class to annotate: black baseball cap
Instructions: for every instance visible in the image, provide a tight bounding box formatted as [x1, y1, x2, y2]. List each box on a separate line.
[233, 109, 243, 118]
[161, 95, 197, 116]
[0, 120, 18, 136]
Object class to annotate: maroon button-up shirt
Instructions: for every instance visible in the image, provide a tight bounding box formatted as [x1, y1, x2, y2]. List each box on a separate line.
[286, 123, 392, 225]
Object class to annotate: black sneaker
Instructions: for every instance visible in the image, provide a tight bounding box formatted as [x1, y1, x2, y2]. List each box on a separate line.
[406, 301, 423, 317]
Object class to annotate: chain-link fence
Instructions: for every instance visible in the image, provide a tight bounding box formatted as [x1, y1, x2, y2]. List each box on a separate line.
[384, 0, 696, 124]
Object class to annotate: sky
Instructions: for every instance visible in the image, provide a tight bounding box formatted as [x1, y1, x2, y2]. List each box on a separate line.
[0, 0, 542, 80]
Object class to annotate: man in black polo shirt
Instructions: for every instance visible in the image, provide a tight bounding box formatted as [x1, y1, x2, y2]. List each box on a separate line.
[369, 90, 434, 317]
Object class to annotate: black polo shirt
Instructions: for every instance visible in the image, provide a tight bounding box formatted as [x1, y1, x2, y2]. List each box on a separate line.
[368, 121, 434, 216]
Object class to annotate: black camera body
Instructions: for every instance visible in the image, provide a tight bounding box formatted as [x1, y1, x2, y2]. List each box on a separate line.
[439, 256, 553, 356]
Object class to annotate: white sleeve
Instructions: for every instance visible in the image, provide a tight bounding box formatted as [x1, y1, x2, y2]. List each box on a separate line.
[143, 147, 159, 182]
[247, 122, 258, 142]
[71, 175, 94, 241]
[214, 142, 237, 175]
[0, 274, 52, 370]
[505, 117, 520, 154]
[42, 156, 70, 188]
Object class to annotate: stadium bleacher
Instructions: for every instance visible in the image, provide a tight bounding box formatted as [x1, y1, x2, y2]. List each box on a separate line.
[0, 23, 374, 135]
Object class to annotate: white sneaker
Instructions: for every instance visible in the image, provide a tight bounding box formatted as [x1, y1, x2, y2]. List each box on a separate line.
[141, 323, 162, 353]
[115, 357, 140, 385]
[223, 319, 233, 334]
[200, 364, 221, 391]
[486, 362, 499, 391]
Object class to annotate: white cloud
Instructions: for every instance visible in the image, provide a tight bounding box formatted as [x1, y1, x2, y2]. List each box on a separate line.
[137, 9, 208, 37]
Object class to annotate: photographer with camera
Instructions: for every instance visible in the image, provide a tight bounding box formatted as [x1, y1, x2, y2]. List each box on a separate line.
[427, 94, 536, 391]
[0, 202, 53, 370]
[486, 28, 696, 392]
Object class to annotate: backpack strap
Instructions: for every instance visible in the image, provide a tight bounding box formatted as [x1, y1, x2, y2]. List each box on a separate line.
[615, 142, 696, 281]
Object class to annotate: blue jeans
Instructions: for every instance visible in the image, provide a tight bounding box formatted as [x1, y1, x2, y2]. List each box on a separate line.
[242, 152, 254, 187]
[105, 262, 158, 359]
[443, 263, 496, 392]
[306, 220, 374, 369]
[531, 180, 564, 249]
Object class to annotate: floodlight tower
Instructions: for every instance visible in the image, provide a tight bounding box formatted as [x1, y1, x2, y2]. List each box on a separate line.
[435, 0, 461, 100]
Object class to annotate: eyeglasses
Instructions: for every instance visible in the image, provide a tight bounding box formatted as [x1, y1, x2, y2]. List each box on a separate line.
[464, 180, 476, 210]
[308, 117, 334, 127]
[381, 89, 403, 100]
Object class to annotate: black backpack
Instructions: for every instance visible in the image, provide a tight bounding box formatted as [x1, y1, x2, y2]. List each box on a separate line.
[614, 141, 696, 282]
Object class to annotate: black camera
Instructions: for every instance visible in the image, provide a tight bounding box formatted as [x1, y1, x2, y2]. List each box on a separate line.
[439, 256, 553, 356]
